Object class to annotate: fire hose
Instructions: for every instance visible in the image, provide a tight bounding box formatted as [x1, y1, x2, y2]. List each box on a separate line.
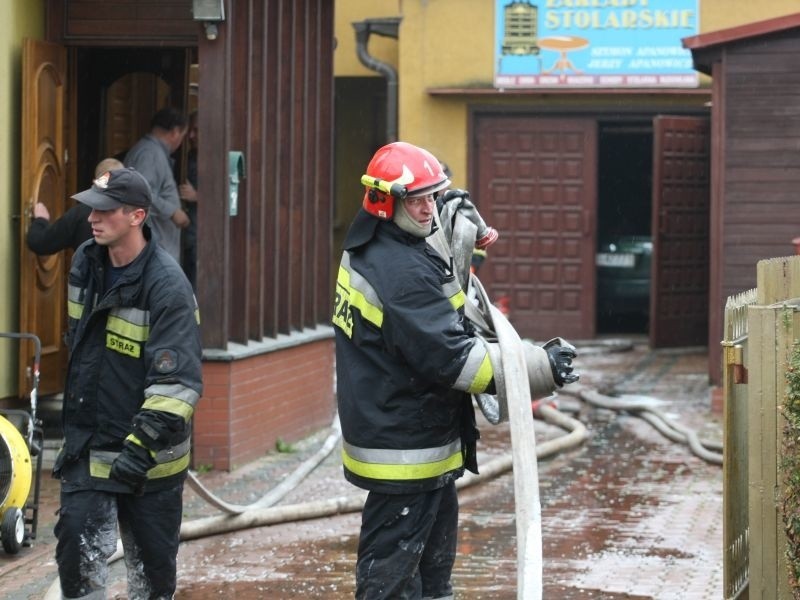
[42, 200, 720, 598]
[41, 348, 718, 599]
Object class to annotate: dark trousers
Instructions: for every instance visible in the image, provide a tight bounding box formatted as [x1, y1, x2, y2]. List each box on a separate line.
[356, 481, 458, 600]
[55, 485, 183, 599]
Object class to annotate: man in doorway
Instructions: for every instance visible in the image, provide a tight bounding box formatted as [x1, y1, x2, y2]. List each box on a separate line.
[54, 167, 202, 598]
[125, 107, 190, 262]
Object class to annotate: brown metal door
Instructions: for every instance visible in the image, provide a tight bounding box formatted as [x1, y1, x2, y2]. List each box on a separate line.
[473, 116, 597, 341]
[650, 116, 710, 348]
[19, 39, 68, 397]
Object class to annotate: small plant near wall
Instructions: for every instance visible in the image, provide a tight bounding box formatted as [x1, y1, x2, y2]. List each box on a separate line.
[782, 339, 800, 596]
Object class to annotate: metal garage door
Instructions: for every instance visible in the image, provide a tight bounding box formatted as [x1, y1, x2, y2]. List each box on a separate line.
[472, 116, 597, 341]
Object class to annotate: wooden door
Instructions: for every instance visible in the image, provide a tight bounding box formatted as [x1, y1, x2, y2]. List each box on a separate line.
[473, 116, 597, 341]
[19, 39, 68, 397]
[650, 116, 710, 348]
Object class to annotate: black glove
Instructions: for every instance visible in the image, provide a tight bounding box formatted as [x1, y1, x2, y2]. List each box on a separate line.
[132, 410, 184, 451]
[110, 442, 156, 495]
[544, 339, 579, 387]
[441, 188, 469, 203]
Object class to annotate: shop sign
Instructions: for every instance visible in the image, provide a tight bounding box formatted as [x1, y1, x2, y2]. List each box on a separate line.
[494, 0, 699, 88]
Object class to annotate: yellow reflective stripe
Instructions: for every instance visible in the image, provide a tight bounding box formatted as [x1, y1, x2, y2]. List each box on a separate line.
[442, 278, 466, 311]
[106, 314, 150, 342]
[334, 262, 384, 330]
[467, 353, 494, 394]
[194, 308, 201, 324]
[141, 395, 195, 420]
[68, 300, 83, 320]
[89, 451, 190, 480]
[126, 434, 145, 448]
[93, 438, 190, 481]
[106, 333, 141, 358]
[342, 448, 464, 481]
[148, 452, 191, 479]
[90, 461, 112, 479]
[454, 341, 493, 394]
[125, 434, 192, 463]
[448, 288, 466, 311]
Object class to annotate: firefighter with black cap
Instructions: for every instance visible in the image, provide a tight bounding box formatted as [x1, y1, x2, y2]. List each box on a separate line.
[333, 141, 577, 599]
[53, 167, 202, 599]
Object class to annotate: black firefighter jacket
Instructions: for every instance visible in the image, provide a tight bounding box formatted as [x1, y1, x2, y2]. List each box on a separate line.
[58, 228, 202, 493]
[333, 219, 494, 495]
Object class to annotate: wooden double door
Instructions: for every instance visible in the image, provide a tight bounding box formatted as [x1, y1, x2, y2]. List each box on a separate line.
[471, 113, 710, 347]
[18, 39, 191, 397]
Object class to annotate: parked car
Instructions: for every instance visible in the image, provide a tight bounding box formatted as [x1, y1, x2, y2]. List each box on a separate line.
[596, 235, 652, 322]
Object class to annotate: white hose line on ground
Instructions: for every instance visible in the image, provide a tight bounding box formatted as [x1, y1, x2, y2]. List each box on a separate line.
[42, 404, 591, 599]
[565, 385, 723, 465]
[183, 404, 590, 541]
[186, 415, 342, 515]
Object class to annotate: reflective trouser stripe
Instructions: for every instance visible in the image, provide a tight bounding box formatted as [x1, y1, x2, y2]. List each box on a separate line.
[342, 439, 463, 481]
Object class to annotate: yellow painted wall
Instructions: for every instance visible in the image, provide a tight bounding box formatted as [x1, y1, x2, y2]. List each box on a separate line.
[334, 0, 800, 188]
[334, 0, 401, 76]
[699, 0, 799, 32]
[0, 0, 44, 399]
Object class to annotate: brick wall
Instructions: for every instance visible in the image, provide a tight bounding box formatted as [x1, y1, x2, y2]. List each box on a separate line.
[193, 338, 335, 471]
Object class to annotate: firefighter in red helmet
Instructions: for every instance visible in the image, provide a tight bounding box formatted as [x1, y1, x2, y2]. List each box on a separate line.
[333, 141, 576, 598]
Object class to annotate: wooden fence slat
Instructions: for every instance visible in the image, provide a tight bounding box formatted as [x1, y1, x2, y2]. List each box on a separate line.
[722, 288, 755, 599]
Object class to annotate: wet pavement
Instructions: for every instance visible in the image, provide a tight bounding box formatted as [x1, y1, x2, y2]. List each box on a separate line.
[0, 337, 723, 599]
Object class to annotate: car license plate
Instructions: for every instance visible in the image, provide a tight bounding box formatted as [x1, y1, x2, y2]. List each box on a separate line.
[596, 252, 635, 267]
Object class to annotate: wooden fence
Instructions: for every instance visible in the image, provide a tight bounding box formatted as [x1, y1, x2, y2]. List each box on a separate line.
[722, 255, 800, 599]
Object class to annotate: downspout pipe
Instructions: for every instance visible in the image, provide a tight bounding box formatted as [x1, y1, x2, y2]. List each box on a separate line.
[353, 17, 401, 143]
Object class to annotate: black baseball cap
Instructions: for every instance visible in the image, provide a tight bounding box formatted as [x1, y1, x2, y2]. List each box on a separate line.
[72, 167, 152, 210]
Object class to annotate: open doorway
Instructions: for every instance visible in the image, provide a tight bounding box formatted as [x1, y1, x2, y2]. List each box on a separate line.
[18, 42, 195, 407]
[595, 122, 653, 335]
[73, 47, 193, 187]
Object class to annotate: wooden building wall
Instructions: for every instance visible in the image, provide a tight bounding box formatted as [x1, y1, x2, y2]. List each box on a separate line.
[692, 24, 800, 383]
[719, 30, 800, 305]
[48, 0, 335, 349]
[197, 0, 334, 349]
[43, 0, 337, 469]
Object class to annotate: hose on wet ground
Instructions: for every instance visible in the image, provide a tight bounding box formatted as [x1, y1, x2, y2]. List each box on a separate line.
[558, 380, 723, 465]
[41, 404, 587, 600]
[185, 414, 343, 515]
[41, 341, 720, 599]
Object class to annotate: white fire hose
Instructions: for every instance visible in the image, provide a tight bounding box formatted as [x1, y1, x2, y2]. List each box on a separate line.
[42, 201, 718, 598]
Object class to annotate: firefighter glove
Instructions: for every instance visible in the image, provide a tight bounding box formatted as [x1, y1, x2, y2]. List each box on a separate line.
[110, 442, 156, 495]
[442, 189, 498, 249]
[544, 338, 579, 387]
[132, 410, 184, 451]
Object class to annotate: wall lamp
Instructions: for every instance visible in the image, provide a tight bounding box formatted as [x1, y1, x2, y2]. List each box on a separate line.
[193, 0, 225, 41]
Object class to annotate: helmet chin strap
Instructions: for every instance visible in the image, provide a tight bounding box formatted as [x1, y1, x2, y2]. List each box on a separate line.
[393, 200, 432, 238]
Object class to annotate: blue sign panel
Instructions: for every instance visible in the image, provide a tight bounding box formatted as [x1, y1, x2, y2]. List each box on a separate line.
[495, 0, 700, 88]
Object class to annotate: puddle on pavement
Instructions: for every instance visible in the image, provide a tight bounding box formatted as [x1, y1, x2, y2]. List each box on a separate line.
[161, 405, 720, 599]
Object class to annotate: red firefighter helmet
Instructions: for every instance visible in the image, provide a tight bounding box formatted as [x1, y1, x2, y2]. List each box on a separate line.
[361, 142, 451, 220]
